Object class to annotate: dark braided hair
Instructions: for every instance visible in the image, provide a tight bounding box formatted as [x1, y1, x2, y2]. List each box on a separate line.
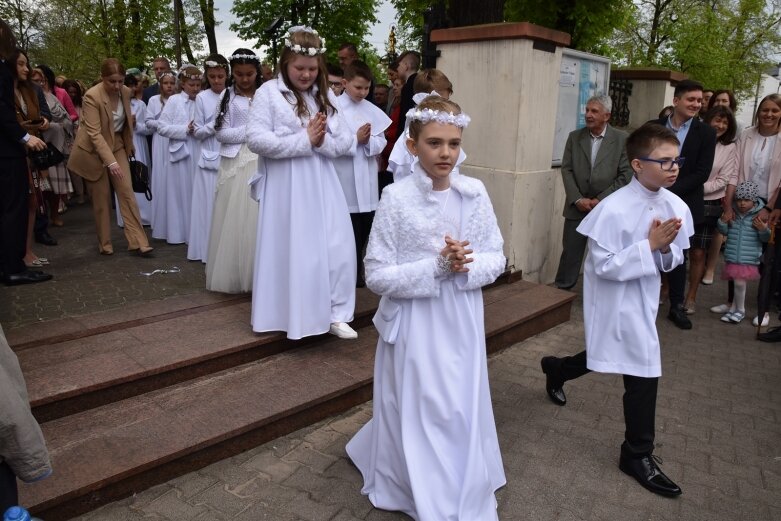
[215, 48, 261, 130]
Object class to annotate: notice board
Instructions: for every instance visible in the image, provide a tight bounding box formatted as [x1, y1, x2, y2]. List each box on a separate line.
[552, 49, 611, 166]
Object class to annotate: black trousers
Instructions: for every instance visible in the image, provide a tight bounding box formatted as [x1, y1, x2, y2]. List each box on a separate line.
[0, 157, 30, 276]
[554, 218, 587, 290]
[0, 461, 18, 513]
[350, 211, 374, 286]
[558, 351, 659, 457]
[668, 248, 689, 307]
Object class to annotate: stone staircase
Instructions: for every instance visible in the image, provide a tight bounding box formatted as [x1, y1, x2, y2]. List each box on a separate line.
[7, 278, 574, 520]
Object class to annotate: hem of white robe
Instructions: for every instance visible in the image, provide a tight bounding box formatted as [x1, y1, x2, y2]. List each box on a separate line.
[251, 325, 330, 340]
[587, 360, 661, 378]
[360, 481, 506, 521]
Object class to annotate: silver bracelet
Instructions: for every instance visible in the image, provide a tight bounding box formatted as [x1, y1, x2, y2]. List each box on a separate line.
[435, 254, 452, 275]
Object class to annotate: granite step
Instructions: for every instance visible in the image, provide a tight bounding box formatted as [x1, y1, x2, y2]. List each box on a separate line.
[13, 289, 380, 422]
[18, 280, 574, 520]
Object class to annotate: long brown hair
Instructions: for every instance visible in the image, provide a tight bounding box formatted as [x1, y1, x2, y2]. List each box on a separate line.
[0, 17, 16, 60]
[278, 30, 335, 117]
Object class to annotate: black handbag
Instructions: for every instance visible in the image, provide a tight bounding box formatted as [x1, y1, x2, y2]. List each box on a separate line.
[129, 156, 152, 201]
[28, 142, 64, 170]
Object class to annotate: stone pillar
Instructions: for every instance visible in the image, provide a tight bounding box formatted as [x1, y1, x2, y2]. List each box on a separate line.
[610, 68, 687, 130]
[431, 22, 570, 282]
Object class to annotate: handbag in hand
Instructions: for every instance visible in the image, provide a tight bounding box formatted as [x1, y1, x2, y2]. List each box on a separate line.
[129, 156, 152, 201]
[28, 142, 65, 170]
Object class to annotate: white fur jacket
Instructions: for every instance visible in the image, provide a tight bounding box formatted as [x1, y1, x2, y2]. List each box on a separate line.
[365, 163, 505, 299]
[246, 77, 354, 160]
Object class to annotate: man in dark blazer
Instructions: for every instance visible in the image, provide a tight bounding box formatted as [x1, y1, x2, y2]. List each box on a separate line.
[0, 19, 51, 285]
[649, 79, 716, 329]
[555, 94, 632, 290]
[142, 56, 170, 104]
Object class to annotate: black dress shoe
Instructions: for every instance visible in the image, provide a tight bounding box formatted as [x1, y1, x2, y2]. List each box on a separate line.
[540, 356, 566, 406]
[758, 326, 781, 342]
[619, 454, 682, 497]
[35, 231, 58, 246]
[667, 305, 692, 330]
[3, 269, 53, 286]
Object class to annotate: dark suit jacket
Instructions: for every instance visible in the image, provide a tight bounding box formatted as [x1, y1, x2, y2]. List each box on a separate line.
[142, 83, 159, 105]
[650, 117, 716, 224]
[0, 60, 26, 159]
[560, 125, 632, 220]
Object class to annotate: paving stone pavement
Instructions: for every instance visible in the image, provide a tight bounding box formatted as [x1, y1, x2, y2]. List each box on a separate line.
[0, 203, 207, 329]
[71, 278, 780, 520]
[3, 206, 780, 520]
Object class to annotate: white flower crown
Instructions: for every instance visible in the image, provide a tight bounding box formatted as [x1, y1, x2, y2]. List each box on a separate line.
[285, 25, 326, 56]
[158, 71, 176, 80]
[231, 54, 260, 61]
[181, 73, 202, 81]
[406, 107, 471, 128]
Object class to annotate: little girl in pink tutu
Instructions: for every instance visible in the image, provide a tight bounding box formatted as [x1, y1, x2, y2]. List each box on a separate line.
[716, 181, 771, 324]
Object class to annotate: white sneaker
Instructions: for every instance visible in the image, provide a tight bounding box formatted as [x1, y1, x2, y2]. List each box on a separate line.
[753, 313, 770, 327]
[329, 322, 358, 339]
[710, 303, 731, 314]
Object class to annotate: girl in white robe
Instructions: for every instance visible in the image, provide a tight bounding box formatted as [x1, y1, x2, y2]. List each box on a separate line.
[116, 74, 152, 227]
[146, 71, 176, 239]
[205, 49, 262, 292]
[188, 56, 228, 261]
[156, 66, 202, 244]
[346, 97, 507, 521]
[246, 27, 357, 339]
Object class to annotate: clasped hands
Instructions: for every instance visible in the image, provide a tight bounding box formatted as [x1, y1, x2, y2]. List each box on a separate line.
[307, 112, 327, 147]
[356, 123, 371, 144]
[649, 217, 682, 254]
[440, 235, 473, 273]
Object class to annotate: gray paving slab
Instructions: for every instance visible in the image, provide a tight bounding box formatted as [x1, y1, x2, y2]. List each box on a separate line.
[0, 203, 206, 329]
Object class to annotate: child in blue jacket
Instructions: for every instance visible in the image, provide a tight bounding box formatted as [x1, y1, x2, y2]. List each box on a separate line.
[717, 181, 771, 324]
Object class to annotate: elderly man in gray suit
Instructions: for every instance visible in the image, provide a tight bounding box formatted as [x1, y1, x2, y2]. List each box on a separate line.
[555, 94, 633, 290]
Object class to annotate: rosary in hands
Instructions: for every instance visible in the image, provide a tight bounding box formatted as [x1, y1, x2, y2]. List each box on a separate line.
[308, 112, 327, 147]
[438, 236, 474, 274]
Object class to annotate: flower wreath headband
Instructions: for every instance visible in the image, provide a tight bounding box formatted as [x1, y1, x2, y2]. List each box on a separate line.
[158, 71, 176, 80]
[284, 25, 326, 56]
[406, 107, 471, 128]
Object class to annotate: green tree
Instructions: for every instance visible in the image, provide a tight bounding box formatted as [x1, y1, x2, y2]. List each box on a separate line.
[611, 0, 781, 98]
[230, 0, 378, 64]
[1, 0, 206, 81]
[392, 0, 633, 53]
[504, 0, 633, 52]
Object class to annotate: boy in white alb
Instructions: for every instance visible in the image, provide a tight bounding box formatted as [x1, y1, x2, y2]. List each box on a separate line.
[540, 123, 692, 497]
[334, 61, 392, 286]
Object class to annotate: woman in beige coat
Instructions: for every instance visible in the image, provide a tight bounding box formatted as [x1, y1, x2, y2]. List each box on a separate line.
[68, 58, 152, 255]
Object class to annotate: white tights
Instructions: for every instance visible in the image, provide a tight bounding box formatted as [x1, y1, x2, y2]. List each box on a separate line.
[730, 279, 747, 314]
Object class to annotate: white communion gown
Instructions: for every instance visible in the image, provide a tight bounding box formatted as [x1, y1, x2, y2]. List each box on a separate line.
[205, 88, 259, 293]
[246, 78, 356, 339]
[146, 95, 169, 239]
[157, 92, 198, 244]
[346, 164, 507, 521]
[188, 88, 223, 262]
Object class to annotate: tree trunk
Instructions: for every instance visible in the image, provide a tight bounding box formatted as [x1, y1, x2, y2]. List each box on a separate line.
[198, 0, 217, 54]
[176, 0, 196, 64]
